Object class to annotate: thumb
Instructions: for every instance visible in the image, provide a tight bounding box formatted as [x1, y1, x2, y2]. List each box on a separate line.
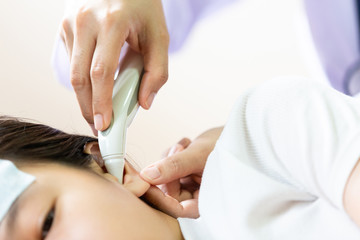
[138, 32, 169, 110]
[140, 149, 200, 185]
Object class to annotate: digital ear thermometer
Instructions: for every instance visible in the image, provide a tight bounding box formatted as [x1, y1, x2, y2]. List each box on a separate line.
[98, 49, 143, 184]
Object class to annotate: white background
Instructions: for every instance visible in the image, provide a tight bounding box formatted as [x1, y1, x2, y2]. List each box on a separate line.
[0, 0, 315, 167]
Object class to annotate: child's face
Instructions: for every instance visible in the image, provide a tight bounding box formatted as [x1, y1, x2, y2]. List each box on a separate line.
[0, 161, 181, 240]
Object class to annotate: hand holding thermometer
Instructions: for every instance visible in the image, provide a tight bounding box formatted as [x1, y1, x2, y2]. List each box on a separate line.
[98, 48, 143, 184]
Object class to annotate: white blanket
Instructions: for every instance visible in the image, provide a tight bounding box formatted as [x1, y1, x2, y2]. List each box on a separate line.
[178, 77, 360, 239]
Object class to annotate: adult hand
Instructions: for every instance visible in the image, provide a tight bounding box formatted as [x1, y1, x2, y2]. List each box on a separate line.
[60, 0, 169, 133]
[141, 127, 223, 218]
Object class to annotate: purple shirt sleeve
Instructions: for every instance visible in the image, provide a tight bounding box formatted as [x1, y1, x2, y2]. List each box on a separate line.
[166, 0, 360, 95]
[52, 36, 72, 89]
[303, 0, 359, 95]
[163, 0, 239, 52]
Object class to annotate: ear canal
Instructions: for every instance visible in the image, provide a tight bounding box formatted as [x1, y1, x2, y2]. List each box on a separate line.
[83, 142, 104, 168]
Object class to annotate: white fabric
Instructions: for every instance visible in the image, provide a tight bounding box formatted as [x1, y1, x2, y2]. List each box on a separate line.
[0, 160, 35, 221]
[178, 78, 360, 239]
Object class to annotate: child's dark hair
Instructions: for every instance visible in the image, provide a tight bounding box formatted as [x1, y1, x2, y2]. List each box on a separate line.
[0, 116, 96, 167]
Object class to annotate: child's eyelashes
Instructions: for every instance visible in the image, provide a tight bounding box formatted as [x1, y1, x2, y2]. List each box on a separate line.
[41, 207, 55, 240]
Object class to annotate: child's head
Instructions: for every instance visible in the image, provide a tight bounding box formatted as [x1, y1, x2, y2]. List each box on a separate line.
[0, 116, 182, 239]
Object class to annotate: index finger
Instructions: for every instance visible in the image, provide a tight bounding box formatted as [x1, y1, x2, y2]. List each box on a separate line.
[140, 146, 205, 185]
[90, 22, 127, 131]
[138, 26, 169, 109]
[143, 186, 199, 218]
[70, 14, 97, 125]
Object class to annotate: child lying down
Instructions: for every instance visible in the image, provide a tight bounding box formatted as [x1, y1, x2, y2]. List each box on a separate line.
[1, 77, 360, 239]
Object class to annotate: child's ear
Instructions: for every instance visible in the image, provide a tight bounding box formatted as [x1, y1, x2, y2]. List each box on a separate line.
[84, 142, 150, 197]
[84, 141, 97, 155]
[83, 141, 104, 168]
[123, 162, 151, 197]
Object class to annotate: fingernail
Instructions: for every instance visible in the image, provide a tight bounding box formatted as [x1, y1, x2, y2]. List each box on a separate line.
[94, 114, 103, 131]
[174, 144, 184, 154]
[141, 166, 161, 180]
[168, 145, 178, 157]
[146, 92, 156, 109]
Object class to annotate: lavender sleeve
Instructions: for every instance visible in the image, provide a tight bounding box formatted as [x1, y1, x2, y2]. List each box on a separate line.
[167, 0, 360, 95]
[163, 0, 238, 52]
[52, 36, 72, 89]
[52, 0, 238, 87]
[303, 0, 359, 95]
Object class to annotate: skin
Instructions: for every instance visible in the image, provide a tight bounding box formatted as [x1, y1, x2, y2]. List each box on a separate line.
[61, 0, 169, 133]
[0, 128, 222, 239]
[143, 126, 360, 230]
[344, 158, 360, 227]
[141, 127, 224, 218]
[1, 126, 360, 239]
[0, 160, 183, 240]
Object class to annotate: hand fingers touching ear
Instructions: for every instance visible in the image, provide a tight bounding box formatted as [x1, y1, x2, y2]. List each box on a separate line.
[143, 185, 199, 219]
[141, 138, 195, 185]
[159, 138, 192, 198]
[140, 138, 204, 185]
[140, 127, 224, 218]
[142, 137, 201, 218]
